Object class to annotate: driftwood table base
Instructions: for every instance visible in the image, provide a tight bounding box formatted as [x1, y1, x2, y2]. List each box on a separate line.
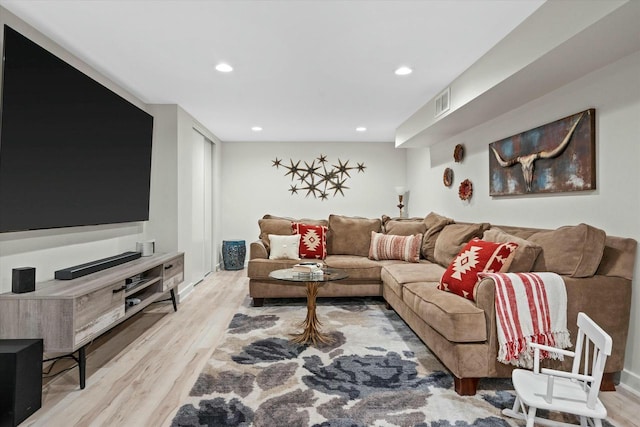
[268, 268, 347, 347]
[290, 281, 334, 346]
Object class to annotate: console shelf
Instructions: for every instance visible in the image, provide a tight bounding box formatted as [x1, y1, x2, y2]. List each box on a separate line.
[124, 277, 160, 296]
[0, 252, 184, 389]
[123, 265, 163, 298]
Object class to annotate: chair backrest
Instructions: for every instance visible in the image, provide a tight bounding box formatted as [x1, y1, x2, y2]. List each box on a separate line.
[571, 312, 613, 409]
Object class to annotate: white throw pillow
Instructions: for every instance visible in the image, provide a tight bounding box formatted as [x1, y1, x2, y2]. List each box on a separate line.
[268, 234, 301, 260]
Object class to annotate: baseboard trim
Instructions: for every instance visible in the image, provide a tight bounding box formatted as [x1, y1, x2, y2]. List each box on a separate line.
[620, 369, 640, 397]
[176, 282, 195, 303]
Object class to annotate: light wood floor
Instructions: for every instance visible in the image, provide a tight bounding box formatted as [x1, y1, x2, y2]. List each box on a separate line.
[22, 270, 640, 426]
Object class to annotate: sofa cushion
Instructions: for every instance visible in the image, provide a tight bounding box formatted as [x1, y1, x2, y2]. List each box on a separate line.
[258, 218, 293, 251]
[433, 222, 490, 267]
[421, 212, 455, 261]
[403, 282, 487, 342]
[262, 214, 328, 227]
[381, 263, 446, 298]
[528, 223, 606, 277]
[483, 227, 541, 272]
[268, 234, 301, 260]
[439, 238, 518, 301]
[596, 236, 638, 280]
[324, 255, 400, 281]
[368, 232, 422, 262]
[293, 222, 328, 259]
[259, 215, 328, 252]
[327, 215, 381, 256]
[382, 216, 427, 236]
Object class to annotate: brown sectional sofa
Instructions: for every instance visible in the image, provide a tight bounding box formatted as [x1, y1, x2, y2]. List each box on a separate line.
[247, 213, 637, 395]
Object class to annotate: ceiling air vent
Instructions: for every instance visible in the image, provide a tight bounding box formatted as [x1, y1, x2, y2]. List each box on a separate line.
[435, 87, 450, 117]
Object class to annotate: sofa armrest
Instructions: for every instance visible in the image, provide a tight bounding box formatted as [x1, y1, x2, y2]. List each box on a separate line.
[563, 275, 631, 373]
[474, 277, 498, 347]
[473, 274, 631, 374]
[250, 240, 268, 260]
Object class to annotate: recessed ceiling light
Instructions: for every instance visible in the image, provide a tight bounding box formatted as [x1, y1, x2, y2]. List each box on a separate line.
[251, 126, 263, 132]
[215, 63, 233, 73]
[356, 127, 367, 132]
[394, 66, 412, 76]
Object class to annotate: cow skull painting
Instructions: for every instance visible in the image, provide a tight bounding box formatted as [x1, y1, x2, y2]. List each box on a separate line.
[489, 109, 596, 196]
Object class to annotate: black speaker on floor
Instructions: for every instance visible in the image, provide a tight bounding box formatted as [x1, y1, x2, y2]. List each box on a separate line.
[11, 268, 35, 294]
[0, 339, 43, 427]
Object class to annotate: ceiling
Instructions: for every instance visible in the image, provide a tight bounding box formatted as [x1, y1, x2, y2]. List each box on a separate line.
[0, 0, 544, 143]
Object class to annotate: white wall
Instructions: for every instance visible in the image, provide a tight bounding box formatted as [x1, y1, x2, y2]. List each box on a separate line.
[176, 107, 221, 294]
[0, 224, 145, 294]
[147, 105, 223, 299]
[406, 51, 640, 392]
[220, 141, 407, 250]
[147, 105, 180, 254]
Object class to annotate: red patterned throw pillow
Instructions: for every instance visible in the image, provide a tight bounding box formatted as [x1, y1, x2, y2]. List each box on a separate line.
[439, 238, 518, 301]
[292, 223, 328, 259]
[368, 231, 422, 263]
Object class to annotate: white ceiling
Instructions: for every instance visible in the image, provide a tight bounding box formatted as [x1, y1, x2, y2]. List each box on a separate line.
[0, 0, 544, 143]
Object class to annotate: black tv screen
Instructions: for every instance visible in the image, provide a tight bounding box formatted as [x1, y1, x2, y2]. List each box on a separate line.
[0, 25, 153, 233]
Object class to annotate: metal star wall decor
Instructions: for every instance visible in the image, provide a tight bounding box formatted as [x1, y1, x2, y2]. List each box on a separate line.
[272, 154, 365, 199]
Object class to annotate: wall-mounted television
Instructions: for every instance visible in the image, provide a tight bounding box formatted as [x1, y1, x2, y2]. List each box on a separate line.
[0, 25, 153, 233]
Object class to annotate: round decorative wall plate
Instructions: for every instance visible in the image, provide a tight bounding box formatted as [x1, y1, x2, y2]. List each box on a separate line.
[454, 144, 464, 162]
[443, 168, 453, 187]
[458, 179, 473, 201]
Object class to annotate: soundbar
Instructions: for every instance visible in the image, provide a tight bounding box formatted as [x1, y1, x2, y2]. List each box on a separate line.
[54, 251, 142, 280]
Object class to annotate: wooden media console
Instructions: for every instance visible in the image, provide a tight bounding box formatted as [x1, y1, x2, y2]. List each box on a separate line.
[0, 252, 184, 389]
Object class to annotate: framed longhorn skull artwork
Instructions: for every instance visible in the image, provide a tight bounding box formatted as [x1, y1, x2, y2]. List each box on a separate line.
[489, 109, 595, 196]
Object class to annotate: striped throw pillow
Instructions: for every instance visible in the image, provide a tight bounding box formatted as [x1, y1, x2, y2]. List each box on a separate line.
[368, 231, 422, 263]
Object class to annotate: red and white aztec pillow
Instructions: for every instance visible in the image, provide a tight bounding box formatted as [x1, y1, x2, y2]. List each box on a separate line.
[292, 222, 328, 259]
[439, 238, 518, 301]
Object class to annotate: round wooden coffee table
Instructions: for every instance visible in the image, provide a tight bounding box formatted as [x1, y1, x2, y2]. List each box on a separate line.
[269, 267, 348, 345]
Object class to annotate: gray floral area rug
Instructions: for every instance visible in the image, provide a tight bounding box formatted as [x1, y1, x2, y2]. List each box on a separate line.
[171, 298, 612, 427]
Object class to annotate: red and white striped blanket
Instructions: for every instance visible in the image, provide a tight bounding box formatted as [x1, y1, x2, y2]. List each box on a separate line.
[478, 272, 571, 368]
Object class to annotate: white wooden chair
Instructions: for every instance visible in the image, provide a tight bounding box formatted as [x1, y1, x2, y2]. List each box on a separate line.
[502, 312, 612, 427]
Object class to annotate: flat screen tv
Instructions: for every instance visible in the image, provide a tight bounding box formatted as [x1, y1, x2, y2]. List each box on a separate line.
[0, 25, 153, 233]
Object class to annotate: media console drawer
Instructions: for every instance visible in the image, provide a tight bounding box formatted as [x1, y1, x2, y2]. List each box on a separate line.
[74, 284, 125, 346]
[162, 254, 184, 292]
